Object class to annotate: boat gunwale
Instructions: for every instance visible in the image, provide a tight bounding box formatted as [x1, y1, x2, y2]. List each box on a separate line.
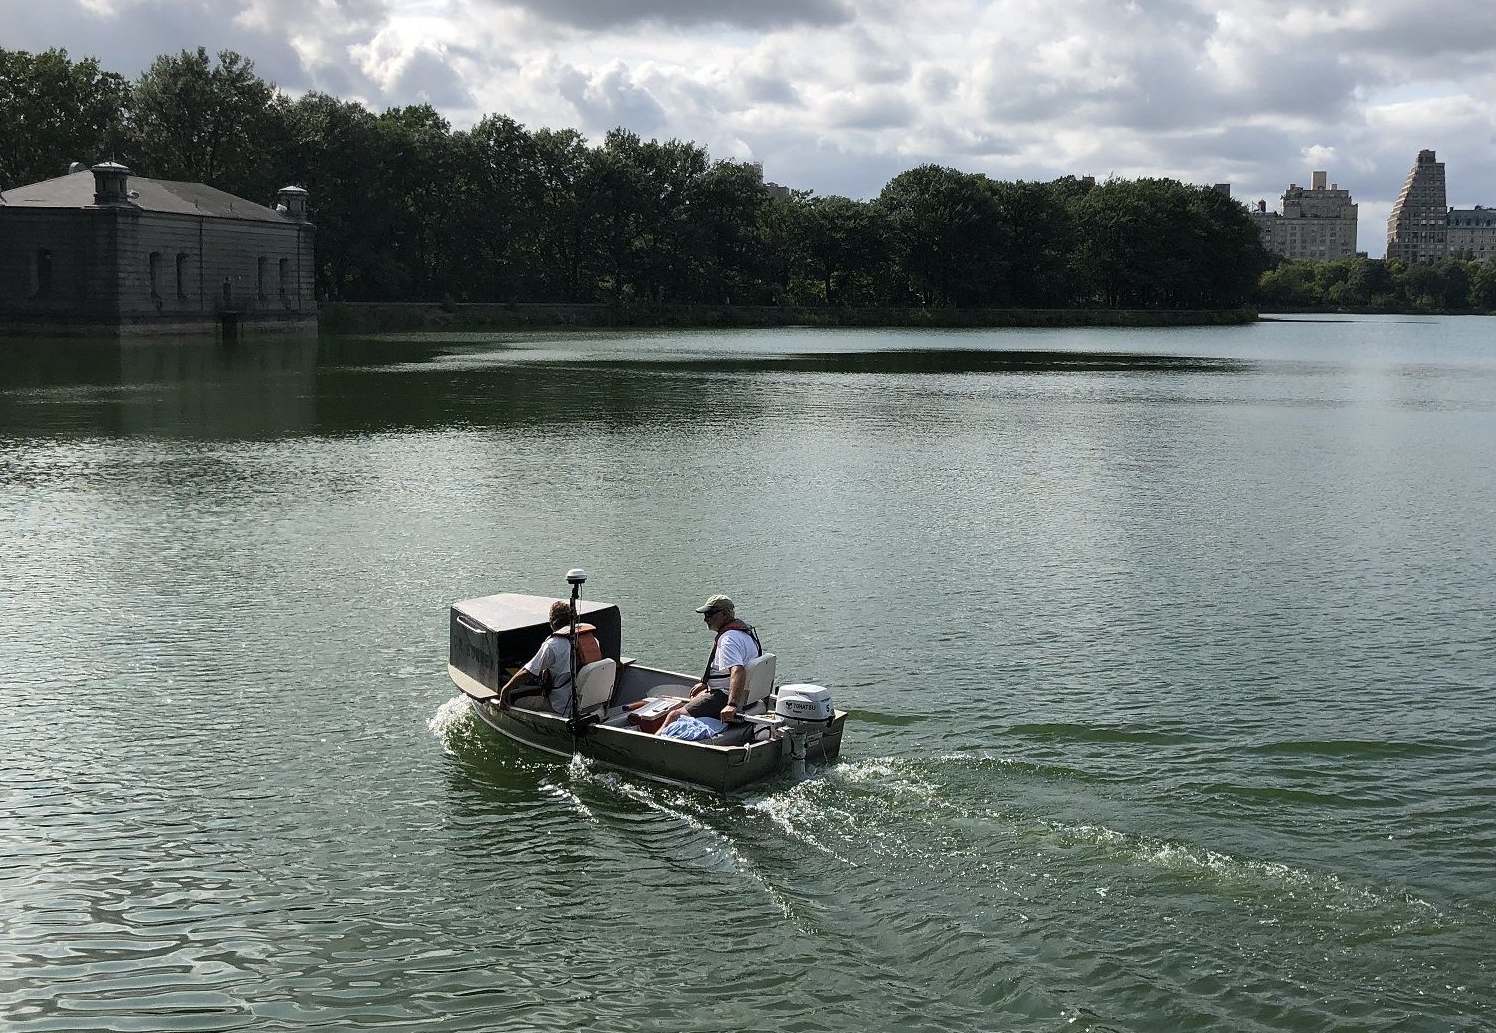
[448, 662, 826, 756]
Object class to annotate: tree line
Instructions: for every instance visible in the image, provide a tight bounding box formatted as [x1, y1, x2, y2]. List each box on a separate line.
[1259, 257, 1496, 313]
[2, 46, 1270, 309]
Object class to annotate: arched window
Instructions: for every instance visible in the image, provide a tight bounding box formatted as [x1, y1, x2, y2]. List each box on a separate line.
[176, 253, 189, 299]
[278, 258, 290, 298]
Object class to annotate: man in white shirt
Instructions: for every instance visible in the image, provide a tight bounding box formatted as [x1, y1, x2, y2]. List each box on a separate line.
[499, 601, 577, 715]
[656, 594, 762, 734]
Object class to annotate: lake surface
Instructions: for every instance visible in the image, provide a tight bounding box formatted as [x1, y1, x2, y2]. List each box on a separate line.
[2, 316, 1493, 1032]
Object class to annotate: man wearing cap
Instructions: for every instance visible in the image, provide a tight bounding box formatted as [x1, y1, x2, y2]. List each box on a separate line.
[655, 594, 763, 734]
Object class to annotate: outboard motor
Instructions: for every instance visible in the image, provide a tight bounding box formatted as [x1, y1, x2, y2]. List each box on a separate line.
[774, 684, 834, 779]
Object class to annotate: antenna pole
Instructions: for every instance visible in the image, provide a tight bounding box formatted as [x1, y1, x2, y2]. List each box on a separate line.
[564, 568, 588, 738]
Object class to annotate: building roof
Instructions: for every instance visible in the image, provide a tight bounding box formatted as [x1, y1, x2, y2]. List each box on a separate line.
[0, 170, 294, 224]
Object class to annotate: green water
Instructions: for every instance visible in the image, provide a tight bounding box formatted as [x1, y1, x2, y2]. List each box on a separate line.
[2, 317, 1493, 1032]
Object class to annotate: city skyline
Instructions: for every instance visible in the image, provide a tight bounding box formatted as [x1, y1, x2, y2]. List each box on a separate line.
[5, 0, 1496, 259]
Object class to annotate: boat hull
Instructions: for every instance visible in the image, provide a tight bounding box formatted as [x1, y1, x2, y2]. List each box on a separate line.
[465, 693, 845, 794]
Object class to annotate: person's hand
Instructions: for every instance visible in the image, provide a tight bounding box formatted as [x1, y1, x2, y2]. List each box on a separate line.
[690, 682, 706, 697]
[719, 705, 737, 722]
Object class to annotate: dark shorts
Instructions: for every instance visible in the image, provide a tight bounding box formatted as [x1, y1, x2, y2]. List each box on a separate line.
[510, 688, 555, 713]
[685, 688, 729, 720]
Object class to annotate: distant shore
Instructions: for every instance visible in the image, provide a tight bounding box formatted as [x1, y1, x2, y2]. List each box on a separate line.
[1261, 307, 1496, 318]
[321, 302, 1258, 334]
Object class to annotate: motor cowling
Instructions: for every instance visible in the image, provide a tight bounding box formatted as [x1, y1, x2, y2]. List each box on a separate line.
[774, 684, 833, 725]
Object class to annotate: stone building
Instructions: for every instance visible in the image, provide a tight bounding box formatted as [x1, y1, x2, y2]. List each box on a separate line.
[1385, 150, 1448, 264]
[1447, 206, 1496, 262]
[1249, 170, 1359, 261]
[0, 162, 315, 335]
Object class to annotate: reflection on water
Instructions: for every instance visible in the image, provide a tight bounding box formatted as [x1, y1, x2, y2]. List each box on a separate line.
[565, 347, 1252, 375]
[0, 335, 1249, 444]
[2, 318, 1495, 1033]
[0, 337, 321, 439]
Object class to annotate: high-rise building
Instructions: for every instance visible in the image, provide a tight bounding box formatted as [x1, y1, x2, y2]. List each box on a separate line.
[1248, 170, 1359, 261]
[1386, 150, 1448, 263]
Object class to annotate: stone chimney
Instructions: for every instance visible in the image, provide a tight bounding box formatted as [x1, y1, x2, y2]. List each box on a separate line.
[276, 185, 309, 221]
[91, 161, 132, 205]
[1312, 170, 1327, 190]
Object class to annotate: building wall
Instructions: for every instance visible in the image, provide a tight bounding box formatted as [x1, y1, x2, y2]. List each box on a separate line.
[0, 208, 121, 321]
[113, 211, 314, 323]
[0, 205, 315, 332]
[1386, 150, 1448, 264]
[1447, 208, 1496, 263]
[1249, 174, 1358, 262]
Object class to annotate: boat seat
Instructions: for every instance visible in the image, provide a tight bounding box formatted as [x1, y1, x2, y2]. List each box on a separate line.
[574, 658, 618, 717]
[742, 652, 777, 712]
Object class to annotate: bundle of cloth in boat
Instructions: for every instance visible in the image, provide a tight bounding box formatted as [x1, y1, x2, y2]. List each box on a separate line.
[658, 715, 727, 741]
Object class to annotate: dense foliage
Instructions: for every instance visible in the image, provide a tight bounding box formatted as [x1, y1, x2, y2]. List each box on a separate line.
[3, 46, 1270, 309]
[1258, 257, 1496, 313]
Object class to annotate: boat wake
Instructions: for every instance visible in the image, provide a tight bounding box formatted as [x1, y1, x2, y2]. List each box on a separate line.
[747, 753, 1448, 929]
[427, 693, 477, 753]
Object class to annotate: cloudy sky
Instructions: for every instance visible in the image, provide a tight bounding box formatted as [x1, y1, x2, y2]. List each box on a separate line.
[8, 0, 1496, 256]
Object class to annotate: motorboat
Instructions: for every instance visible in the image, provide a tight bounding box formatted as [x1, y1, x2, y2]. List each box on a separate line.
[446, 571, 847, 793]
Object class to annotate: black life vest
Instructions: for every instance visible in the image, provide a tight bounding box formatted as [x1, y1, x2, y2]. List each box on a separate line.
[702, 619, 762, 689]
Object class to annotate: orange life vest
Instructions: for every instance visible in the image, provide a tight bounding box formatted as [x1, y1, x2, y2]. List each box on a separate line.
[543, 622, 603, 688]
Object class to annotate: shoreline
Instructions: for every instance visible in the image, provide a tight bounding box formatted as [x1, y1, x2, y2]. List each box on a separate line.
[1261, 307, 1496, 318]
[321, 301, 1257, 334]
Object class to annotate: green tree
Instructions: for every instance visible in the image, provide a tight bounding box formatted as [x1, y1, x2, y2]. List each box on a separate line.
[758, 193, 810, 305]
[1344, 257, 1394, 309]
[878, 165, 1009, 306]
[1439, 260, 1473, 310]
[262, 92, 388, 299]
[0, 48, 129, 188]
[1071, 179, 1171, 308]
[577, 130, 712, 303]
[986, 179, 1077, 306]
[530, 128, 591, 301]
[449, 114, 541, 301]
[796, 195, 889, 305]
[1075, 179, 1264, 309]
[1470, 262, 1496, 312]
[128, 48, 276, 197]
[373, 104, 461, 300]
[1257, 260, 1320, 309]
[1398, 261, 1445, 311]
[681, 159, 772, 303]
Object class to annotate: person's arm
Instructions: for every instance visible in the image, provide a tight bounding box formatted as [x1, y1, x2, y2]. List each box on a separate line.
[718, 665, 748, 722]
[501, 640, 553, 707]
[499, 665, 535, 707]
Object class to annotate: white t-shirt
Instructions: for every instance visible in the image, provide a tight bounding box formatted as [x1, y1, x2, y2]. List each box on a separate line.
[523, 636, 574, 714]
[707, 628, 760, 686]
